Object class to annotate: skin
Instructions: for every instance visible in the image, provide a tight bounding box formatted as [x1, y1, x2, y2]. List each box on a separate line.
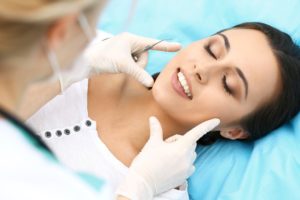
[88, 28, 281, 166]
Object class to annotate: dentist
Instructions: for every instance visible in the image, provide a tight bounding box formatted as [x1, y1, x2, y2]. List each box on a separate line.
[0, 0, 219, 200]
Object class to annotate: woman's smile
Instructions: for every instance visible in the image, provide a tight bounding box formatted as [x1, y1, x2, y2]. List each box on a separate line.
[171, 67, 193, 100]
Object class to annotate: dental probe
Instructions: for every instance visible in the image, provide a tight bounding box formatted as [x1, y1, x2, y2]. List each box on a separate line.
[131, 39, 166, 62]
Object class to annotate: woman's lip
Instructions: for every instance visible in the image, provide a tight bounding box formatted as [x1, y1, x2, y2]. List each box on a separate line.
[178, 67, 193, 99]
[171, 69, 192, 100]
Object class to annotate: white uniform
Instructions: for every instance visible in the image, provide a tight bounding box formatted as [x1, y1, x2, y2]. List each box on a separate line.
[0, 119, 111, 200]
[27, 79, 189, 200]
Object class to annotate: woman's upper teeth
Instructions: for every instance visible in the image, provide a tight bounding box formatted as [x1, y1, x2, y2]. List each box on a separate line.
[177, 71, 192, 98]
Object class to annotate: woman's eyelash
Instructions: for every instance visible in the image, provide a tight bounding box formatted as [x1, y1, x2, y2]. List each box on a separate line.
[204, 44, 217, 60]
[222, 75, 233, 96]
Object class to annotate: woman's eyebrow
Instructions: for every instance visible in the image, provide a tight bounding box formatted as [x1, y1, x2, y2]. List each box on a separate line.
[235, 67, 249, 99]
[217, 33, 230, 51]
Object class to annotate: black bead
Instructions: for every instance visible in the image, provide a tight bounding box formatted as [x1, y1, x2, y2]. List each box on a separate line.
[85, 120, 92, 127]
[56, 130, 62, 137]
[64, 129, 71, 135]
[74, 125, 80, 132]
[45, 131, 51, 138]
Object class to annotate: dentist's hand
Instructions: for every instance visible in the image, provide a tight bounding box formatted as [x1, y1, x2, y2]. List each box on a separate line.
[84, 32, 181, 87]
[116, 117, 220, 200]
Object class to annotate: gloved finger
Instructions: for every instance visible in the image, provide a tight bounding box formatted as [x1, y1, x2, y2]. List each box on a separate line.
[187, 165, 196, 177]
[165, 134, 182, 143]
[119, 58, 154, 87]
[148, 116, 163, 142]
[135, 51, 149, 69]
[131, 35, 181, 52]
[185, 149, 197, 165]
[191, 151, 197, 163]
[191, 143, 197, 151]
[180, 118, 220, 146]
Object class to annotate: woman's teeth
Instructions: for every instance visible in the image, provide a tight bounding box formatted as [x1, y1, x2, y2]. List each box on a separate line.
[177, 71, 192, 98]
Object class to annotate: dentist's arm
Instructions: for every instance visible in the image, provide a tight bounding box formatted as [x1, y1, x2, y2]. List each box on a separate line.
[116, 117, 220, 200]
[20, 33, 180, 119]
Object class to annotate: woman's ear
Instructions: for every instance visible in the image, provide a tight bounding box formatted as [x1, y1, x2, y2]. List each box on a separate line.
[220, 127, 249, 140]
[46, 14, 78, 49]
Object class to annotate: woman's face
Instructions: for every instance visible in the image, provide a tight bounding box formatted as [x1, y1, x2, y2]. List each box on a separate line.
[152, 28, 281, 139]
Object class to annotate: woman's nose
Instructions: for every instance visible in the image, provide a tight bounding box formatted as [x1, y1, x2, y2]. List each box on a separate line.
[193, 64, 209, 84]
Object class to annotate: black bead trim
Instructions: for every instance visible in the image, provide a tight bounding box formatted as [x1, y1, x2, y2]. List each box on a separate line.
[64, 129, 71, 135]
[74, 125, 80, 132]
[45, 131, 52, 138]
[56, 130, 62, 137]
[85, 120, 92, 127]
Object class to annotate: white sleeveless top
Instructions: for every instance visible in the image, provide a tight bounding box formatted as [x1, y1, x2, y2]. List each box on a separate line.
[27, 79, 189, 200]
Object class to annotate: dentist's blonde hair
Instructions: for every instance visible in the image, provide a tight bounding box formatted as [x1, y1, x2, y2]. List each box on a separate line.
[0, 0, 98, 58]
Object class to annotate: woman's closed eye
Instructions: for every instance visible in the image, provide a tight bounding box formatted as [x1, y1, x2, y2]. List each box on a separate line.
[204, 44, 217, 60]
[204, 41, 236, 97]
[222, 75, 234, 96]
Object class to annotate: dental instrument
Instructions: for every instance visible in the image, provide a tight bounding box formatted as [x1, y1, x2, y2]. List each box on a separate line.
[131, 39, 166, 62]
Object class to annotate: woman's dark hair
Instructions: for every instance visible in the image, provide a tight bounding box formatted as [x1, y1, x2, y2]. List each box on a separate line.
[153, 22, 300, 145]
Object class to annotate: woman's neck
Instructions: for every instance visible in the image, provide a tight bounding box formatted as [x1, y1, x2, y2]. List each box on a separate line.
[88, 74, 187, 155]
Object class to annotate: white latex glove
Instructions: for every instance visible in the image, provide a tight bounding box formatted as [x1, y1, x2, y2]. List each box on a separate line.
[116, 117, 220, 200]
[84, 32, 181, 87]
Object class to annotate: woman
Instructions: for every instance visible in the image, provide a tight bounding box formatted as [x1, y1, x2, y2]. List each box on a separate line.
[27, 22, 300, 199]
[0, 1, 219, 200]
